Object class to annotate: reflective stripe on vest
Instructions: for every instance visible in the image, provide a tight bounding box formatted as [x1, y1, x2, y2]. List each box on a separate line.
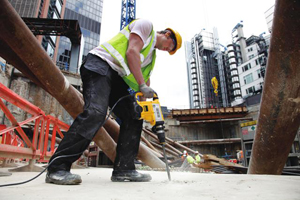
[100, 22, 156, 91]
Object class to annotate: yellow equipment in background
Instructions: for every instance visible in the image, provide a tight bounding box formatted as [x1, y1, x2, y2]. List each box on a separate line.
[211, 77, 218, 96]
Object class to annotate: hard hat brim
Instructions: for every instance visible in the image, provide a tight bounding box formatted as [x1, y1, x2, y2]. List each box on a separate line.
[166, 28, 182, 55]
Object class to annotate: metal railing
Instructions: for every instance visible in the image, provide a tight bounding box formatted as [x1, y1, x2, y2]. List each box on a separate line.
[0, 82, 69, 162]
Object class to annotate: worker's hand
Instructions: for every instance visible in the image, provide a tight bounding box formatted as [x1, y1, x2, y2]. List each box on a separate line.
[139, 83, 155, 98]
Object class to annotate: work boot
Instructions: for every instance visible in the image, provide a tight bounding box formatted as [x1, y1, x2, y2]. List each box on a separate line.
[45, 170, 82, 185]
[111, 170, 152, 182]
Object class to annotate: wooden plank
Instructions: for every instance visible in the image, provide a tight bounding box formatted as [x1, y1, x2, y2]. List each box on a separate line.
[190, 109, 199, 115]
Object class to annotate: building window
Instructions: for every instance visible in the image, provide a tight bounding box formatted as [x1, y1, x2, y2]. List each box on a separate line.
[46, 43, 55, 58]
[242, 63, 251, 72]
[246, 86, 255, 94]
[231, 70, 238, 76]
[234, 90, 241, 95]
[255, 59, 259, 65]
[244, 73, 253, 84]
[249, 54, 255, 59]
[233, 83, 240, 89]
[55, 0, 62, 14]
[257, 69, 262, 79]
[248, 47, 253, 52]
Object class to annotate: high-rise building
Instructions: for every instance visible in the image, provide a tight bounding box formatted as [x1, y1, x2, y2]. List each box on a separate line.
[186, 21, 270, 108]
[223, 23, 244, 106]
[8, 0, 103, 74]
[238, 35, 268, 98]
[56, 0, 103, 73]
[265, 5, 275, 33]
[186, 28, 228, 109]
[224, 23, 268, 105]
[8, 0, 67, 62]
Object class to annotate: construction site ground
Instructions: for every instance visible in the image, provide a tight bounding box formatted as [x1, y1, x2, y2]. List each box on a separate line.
[1, 167, 299, 200]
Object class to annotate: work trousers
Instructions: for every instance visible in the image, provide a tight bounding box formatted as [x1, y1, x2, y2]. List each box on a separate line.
[48, 54, 143, 173]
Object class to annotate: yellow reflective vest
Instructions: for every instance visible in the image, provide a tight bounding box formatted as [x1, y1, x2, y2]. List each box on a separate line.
[195, 155, 201, 163]
[186, 155, 195, 164]
[101, 21, 156, 91]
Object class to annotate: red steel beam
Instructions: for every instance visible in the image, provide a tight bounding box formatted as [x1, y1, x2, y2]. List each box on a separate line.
[248, 0, 300, 174]
[48, 115, 69, 131]
[0, 83, 44, 116]
[0, 99, 32, 148]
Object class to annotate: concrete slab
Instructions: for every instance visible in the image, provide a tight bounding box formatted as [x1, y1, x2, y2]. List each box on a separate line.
[0, 167, 299, 200]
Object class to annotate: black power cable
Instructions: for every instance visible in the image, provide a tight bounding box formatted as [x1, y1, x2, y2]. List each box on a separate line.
[0, 94, 132, 187]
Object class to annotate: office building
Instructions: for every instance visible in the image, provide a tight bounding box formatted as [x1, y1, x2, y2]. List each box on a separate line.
[56, 0, 103, 73]
[186, 21, 270, 108]
[186, 28, 229, 109]
[8, 0, 67, 62]
[224, 23, 268, 105]
[265, 5, 275, 33]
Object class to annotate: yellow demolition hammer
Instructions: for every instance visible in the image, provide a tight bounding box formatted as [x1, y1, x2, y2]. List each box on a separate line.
[133, 92, 171, 181]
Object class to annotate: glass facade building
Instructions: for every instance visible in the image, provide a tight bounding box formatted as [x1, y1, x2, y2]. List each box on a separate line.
[42, 0, 64, 60]
[264, 5, 274, 33]
[9, 0, 40, 17]
[8, 0, 66, 61]
[186, 29, 228, 109]
[56, 0, 103, 73]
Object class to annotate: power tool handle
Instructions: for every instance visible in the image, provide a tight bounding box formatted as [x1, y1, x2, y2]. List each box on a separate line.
[135, 92, 158, 101]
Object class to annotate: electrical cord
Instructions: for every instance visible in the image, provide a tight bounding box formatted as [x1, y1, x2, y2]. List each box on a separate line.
[0, 94, 133, 187]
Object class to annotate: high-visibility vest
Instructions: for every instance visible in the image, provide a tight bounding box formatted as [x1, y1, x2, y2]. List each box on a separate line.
[101, 22, 156, 91]
[195, 155, 201, 163]
[186, 155, 195, 164]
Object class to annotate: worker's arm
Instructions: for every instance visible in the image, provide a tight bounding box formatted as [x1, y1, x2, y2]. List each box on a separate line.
[126, 33, 145, 85]
[146, 79, 150, 86]
[127, 33, 155, 98]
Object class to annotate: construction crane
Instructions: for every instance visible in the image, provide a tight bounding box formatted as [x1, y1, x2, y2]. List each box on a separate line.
[120, 0, 136, 30]
[218, 43, 227, 51]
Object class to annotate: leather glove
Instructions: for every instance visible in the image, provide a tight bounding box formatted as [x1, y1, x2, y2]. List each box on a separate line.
[139, 83, 155, 98]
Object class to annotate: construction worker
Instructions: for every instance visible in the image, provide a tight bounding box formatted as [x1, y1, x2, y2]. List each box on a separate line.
[181, 151, 202, 170]
[237, 150, 244, 164]
[186, 153, 195, 164]
[181, 150, 187, 161]
[180, 151, 194, 169]
[194, 151, 201, 164]
[45, 19, 182, 185]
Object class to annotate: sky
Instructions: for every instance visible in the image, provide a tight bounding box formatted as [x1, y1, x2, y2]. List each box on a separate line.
[99, 0, 275, 109]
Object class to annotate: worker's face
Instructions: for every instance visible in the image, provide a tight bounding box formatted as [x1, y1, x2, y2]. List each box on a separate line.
[157, 33, 175, 53]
